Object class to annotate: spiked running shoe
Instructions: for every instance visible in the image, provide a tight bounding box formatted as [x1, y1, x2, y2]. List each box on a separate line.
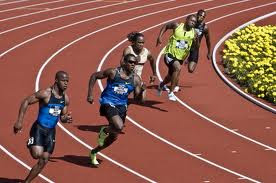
[90, 152, 99, 165]
[98, 127, 109, 147]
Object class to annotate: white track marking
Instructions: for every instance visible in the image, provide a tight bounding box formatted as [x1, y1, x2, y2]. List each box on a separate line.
[212, 11, 276, 114]
[155, 3, 276, 152]
[1, 1, 264, 182]
[0, 0, 139, 34]
[0, 0, 66, 13]
[0, 0, 202, 56]
[0, 0, 31, 6]
[0, 0, 112, 22]
[0, 145, 54, 183]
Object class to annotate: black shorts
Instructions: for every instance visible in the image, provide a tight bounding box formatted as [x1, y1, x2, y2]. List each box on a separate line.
[27, 122, 56, 154]
[188, 47, 199, 63]
[164, 53, 183, 75]
[100, 104, 127, 124]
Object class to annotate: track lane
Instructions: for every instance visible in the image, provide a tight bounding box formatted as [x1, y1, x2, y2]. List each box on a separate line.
[0, 0, 274, 182]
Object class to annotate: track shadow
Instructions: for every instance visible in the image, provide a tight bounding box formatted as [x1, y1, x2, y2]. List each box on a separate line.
[51, 155, 102, 168]
[128, 98, 168, 112]
[76, 124, 125, 134]
[0, 178, 23, 183]
[76, 124, 107, 133]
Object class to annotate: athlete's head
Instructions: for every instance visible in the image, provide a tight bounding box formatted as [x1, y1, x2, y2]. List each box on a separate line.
[197, 9, 206, 23]
[127, 32, 145, 51]
[55, 71, 69, 91]
[123, 53, 137, 72]
[185, 14, 197, 29]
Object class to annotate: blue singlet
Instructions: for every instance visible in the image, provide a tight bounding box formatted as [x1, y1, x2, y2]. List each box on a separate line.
[100, 67, 135, 106]
[37, 90, 65, 128]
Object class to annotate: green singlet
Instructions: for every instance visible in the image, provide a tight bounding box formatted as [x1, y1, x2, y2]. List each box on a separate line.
[164, 23, 195, 60]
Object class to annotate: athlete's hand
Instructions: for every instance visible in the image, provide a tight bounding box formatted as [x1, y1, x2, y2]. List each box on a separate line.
[13, 121, 22, 134]
[63, 112, 73, 123]
[149, 75, 156, 85]
[156, 37, 162, 47]
[87, 95, 94, 104]
[207, 52, 211, 60]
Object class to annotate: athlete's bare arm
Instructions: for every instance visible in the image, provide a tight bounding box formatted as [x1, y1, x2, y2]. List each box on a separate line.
[13, 89, 50, 134]
[87, 68, 116, 104]
[60, 94, 73, 123]
[156, 22, 179, 46]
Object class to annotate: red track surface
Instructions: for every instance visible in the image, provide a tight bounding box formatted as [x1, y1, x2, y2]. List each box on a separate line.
[0, 0, 275, 182]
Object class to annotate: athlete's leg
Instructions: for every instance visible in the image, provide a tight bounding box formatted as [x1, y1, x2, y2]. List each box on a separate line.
[170, 61, 181, 92]
[187, 47, 199, 73]
[188, 61, 197, 73]
[91, 115, 123, 154]
[24, 147, 50, 183]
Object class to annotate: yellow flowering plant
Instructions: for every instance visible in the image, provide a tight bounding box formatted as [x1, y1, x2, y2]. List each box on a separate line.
[222, 24, 276, 104]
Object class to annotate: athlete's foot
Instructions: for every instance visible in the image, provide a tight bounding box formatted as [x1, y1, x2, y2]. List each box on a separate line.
[98, 127, 109, 147]
[157, 83, 169, 96]
[90, 152, 99, 165]
[168, 92, 177, 101]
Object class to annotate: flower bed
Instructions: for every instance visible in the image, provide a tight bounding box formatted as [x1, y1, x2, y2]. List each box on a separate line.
[222, 24, 276, 104]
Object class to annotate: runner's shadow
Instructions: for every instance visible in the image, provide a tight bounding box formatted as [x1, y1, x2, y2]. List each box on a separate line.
[0, 178, 23, 183]
[128, 98, 168, 112]
[76, 124, 125, 134]
[50, 155, 102, 168]
[76, 124, 107, 133]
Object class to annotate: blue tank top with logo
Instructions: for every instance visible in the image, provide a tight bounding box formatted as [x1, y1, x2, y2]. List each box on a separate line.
[100, 67, 135, 106]
[37, 90, 65, 129]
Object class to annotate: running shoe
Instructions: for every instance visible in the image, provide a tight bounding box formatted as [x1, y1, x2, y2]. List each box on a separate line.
[168, 92, 177, 101]
[90, 152, 99, 165]
[98, 127, 108, 147]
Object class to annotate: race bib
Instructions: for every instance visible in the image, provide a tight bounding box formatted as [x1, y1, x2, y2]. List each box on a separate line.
[176, 40, 188, 49]
[49, 106, 61, 116]
[114, 85, 128, 95]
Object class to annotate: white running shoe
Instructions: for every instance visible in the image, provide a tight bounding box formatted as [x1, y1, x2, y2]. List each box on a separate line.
[173, 86, 180, 92]
[168, 92, 177, 101]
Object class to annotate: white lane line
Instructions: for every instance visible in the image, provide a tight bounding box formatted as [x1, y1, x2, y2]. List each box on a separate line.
[212, 11, 276, 114]
[0, 0, 189, 55]
[0, 0, 66, 13]
[0, 145, 54, 183]
[0, 0, 30, 6]
[0, 0, 139, 34]
[2, 0, 262, 182]
[155, 3, 276, 152]
[0, 0, 111, 22]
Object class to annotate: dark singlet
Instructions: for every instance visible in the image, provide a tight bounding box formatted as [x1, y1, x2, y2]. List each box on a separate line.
[195, 22, 205, 42]
[36, 89, 65, 129]
[100, 67, 135, 106]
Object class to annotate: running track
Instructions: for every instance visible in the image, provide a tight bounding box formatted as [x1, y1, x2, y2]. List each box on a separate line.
[0, 0, 275, 182]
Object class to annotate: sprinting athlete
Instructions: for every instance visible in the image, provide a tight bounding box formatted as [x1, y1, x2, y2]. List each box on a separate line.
[121, 31, 157, 84]
[156, 14, 198, 101]
[87, 54, 146, 165]
[187, 9, 211, 73]
[13, 71, 73, 183]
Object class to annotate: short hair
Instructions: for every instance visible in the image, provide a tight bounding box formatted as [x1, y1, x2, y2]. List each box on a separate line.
[197, 9, 206, 15]
[186, 14, 196, 21]
[123, 53, 137, 63]
[127, 31, 144, 43]
[55, 71, 68, 79]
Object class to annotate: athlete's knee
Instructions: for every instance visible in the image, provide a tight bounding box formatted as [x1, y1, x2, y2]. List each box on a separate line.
[30, 150, 43, 159]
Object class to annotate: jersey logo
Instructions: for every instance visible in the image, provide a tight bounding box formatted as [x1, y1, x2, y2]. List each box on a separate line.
[114, 85, 128, 95]
[49, 106, 61, 116]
